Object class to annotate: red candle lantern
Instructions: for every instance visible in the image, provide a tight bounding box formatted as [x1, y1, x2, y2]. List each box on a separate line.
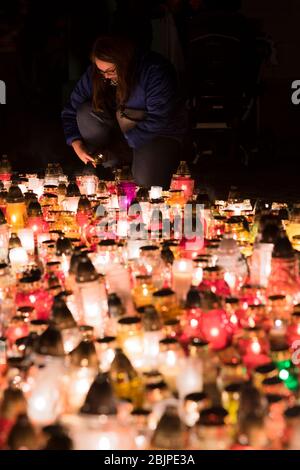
[287, 306, 300, 347]
[198, 291, 231, 350]
[0, 155, 12, 182]
[15, 269, 53, 320]
[76, 196, 92, 229]
[27, 201, 49, 235]
[199, 266, 231, 298]
[170, 161, 195, 201]
[238, 326, 270, 370]
[181, 286, 203, 343]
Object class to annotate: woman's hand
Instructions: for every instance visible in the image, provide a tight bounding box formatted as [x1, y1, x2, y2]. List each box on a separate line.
[71, 139, 96, 166]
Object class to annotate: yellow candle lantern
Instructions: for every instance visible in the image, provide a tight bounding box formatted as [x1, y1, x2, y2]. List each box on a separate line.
[6, 184, 27, 230]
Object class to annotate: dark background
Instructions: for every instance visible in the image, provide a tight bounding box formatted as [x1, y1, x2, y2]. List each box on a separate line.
[0, 0, 300, 199]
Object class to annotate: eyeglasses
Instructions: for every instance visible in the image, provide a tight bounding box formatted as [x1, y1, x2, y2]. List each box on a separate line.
[96, 66, 117, 78]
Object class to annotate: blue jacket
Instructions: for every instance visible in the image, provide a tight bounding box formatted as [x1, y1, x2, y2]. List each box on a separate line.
[62, 51, 187, 150]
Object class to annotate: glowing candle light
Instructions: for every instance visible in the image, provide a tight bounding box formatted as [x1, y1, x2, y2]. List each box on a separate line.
[172, 259, 193, 303]
[9, 247, 28, 271]
[18, 228, 35, 253]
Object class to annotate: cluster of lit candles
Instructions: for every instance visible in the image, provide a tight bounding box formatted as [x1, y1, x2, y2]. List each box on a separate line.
[1, 155, 300, 449]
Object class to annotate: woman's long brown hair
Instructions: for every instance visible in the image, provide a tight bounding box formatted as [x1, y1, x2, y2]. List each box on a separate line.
[91, 36, 137, 112]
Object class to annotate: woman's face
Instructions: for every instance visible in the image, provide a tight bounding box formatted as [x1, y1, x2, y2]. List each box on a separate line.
[95, 59, 118, 84]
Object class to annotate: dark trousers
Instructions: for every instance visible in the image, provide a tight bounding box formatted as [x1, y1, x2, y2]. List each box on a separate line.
[77, 101, 182, 188]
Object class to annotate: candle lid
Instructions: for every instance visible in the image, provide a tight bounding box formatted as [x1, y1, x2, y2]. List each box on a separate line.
[153, 288, 175, 298]
[75, 257, 100, 283]
[190, 338, 209, 348]
[272, 234, 295, 259]
[224, 383, 243, 393]
[184, 391, 207, 402]
[66, 181, 81, 197]
[6, 185, 24, 203]
[118, 316, 141, 326]
[161, 247, 174, 265]
[77, 196, 91, 212]
[159, 337, 178, 346]
[185, 286, 201, 308]
[284, 405, 300, 419]
[254, 362, 277, 375]
[225, 297, 239, 304]
[80, 372, 117, 416]
[136, 187, 149, 202]
[69, 339, 98, 368]
[51, 296, 77, 330]
[17, 306, 34, 315]
[56, 236, 72, 256]
[146, 381, 168, 391]
[19, 268, 42, 284]
[98, 239, 117, 247]
[197, 406, 228, 426]
[266, 393, 286, 404]
[27, 200, 43, 217]
[96, 336, 116, 344]
[262, 376, 282, 386]
[140, 245, 159, 252]
[131, 408, 151, 416]
[34, 325, 65, 357]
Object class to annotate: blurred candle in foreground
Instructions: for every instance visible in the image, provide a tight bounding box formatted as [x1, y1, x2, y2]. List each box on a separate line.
[9, 247, 28, 271]
[18, 228, 35, 254]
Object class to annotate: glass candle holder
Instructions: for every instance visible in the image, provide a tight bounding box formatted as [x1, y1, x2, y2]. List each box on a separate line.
[9, 247, 29, 272]
[95, 336, 117, 372]
[238, 327, 270, 370]
[109, 348, 144, 407]
[167, 189, 185, 208]
[158, 338, 185, 391]
[16, 273, 53, 321]
[18, 228, 35, 254]
[6, 185, 27, 230]
[221, 382, 242, 425]
[172, 258, 194, 304]
[183, 391, 209, 427]
[170, 175, 195, 202]
[199, 266, 231, 298]
[0, 217, 9, 262]
[117, 316, 144, 370]
[152, 288, 181, 322]
[132, 275, 156, 308]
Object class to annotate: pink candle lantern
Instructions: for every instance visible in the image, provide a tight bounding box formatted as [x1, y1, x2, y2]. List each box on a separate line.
[118, 181, 136, 211]
[0, 155, 12, 182]
[170, 161, 194, 201]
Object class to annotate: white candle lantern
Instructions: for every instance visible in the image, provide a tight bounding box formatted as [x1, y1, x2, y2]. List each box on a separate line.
[149, 186, 163, 200]
[18, 228, 35, 253]
[9, 247, 29, 271]
[28, 358, 65, 425]
[172, 258, 194, 303]
[176, 356, 203, 399]
[75, 257, 109, 337]
[0, 215, 9, 261]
